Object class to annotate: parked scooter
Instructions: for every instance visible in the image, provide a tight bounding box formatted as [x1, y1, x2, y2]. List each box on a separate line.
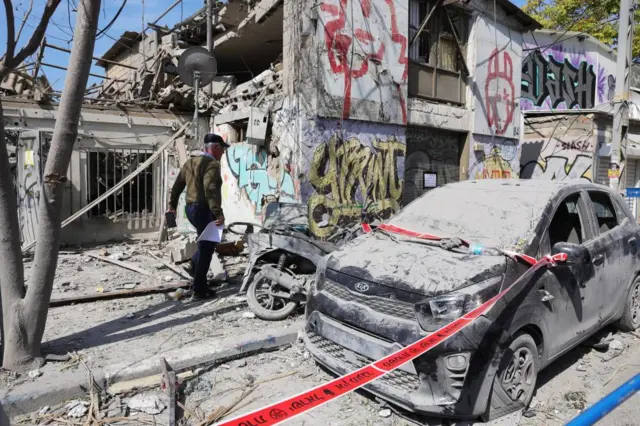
[229, 202, 377, 321]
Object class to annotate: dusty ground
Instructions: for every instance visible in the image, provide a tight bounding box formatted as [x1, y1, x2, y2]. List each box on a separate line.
[5, 240, 640, 425]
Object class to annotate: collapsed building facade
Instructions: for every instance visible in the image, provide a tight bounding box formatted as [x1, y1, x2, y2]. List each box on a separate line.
[8, 0, 554, 245]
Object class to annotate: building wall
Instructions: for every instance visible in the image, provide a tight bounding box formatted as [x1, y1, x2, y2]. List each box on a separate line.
[521, 33, 616, 111]
[299, 117, 406, 237]
[520, 114, 596, 182]
[314, 0, 409, 125]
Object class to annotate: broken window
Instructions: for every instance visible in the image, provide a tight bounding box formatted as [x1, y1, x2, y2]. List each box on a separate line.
[409, 0, 468, 72]
[85, 149, 155, 219]
[548, 194, 584, 247]
[408, 0, 469, 104]
[588, 191, 620, 234]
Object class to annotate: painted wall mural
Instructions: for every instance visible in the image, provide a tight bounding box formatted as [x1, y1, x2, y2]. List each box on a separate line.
[468, 136, 520, 180]
[317, 0, 409, 125]
[301, 119, 406, 237]
[521, 34, 616, 111]
[519, 137, 594, 181]
[474, 18, 523, 138]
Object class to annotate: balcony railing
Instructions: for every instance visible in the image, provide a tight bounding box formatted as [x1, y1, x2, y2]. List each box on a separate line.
[408, 61, 466, 105]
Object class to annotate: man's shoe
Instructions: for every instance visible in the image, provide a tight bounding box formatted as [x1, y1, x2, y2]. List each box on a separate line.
[190, 290, 216, 301]
[182, 263, 194, 277]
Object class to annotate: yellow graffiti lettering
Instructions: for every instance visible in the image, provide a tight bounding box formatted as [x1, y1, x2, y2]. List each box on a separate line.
[308, 134, 406, 238]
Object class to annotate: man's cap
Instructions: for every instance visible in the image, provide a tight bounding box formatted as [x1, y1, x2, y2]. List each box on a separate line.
[204, 133, 230, 148]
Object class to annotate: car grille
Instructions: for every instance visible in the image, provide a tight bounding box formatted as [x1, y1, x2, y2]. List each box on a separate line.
[322, 280, 416, 320]
[307, 331, 420, 393]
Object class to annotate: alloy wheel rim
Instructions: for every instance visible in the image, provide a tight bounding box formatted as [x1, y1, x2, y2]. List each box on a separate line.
[631, 281, 640, 326]
[501, 347, 536, 403]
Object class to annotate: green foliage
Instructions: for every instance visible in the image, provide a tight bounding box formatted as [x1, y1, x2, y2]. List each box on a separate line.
[523, 0, 640, 60]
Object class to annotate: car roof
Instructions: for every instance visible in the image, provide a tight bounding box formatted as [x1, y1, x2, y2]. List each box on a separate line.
[445, 179, 615, 197]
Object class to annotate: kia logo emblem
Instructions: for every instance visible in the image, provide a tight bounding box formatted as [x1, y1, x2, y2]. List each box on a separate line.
[355, 282, 370, 293]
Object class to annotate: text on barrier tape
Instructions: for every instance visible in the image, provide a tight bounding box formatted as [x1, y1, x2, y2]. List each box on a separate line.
[215, 226, 567, 426]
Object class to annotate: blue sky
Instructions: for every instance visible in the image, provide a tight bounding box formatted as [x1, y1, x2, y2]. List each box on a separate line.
[1, 0, 528, 92]
[0, 0, 205, 91]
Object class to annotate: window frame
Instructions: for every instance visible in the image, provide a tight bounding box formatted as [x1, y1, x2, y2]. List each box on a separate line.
[585, 190, 626, 237]
[538, 191, 593, 257]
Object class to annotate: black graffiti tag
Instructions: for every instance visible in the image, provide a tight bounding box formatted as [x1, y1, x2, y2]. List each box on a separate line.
[521, 50, 596, 109]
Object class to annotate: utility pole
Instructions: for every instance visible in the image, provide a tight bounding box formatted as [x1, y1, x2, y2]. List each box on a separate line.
[610, 0, 635, 190]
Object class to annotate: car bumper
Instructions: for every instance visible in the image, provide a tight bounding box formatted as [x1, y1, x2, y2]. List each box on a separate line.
[304, 289, 502, 418]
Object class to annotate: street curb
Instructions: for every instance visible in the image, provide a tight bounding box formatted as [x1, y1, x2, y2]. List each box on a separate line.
[0, 326, 301, 419]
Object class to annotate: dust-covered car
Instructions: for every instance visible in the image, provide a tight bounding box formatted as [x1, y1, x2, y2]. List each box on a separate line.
[303, 179, 640, 421]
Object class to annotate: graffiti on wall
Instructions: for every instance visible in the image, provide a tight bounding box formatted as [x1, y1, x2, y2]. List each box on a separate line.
[485, 50, 516, 136]
[473, 18, 522, 138]
[225, 144, 296, 215]
[307, 133, 406, 237]
[519, 138, 594, 181]
[521, 50, 599, 110]
[468, 137, 519, 180]
[520, 35, 617, 111]
[318, 0, 408, 125]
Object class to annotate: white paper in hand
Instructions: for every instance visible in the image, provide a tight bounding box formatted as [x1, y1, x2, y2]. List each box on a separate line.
[198, 222, 224, 243]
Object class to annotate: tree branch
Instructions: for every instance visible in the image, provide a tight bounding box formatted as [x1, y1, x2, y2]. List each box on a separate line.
[9, 0, 62, 69]
[15, 0, 34, 47]
[3, 0, 17, 65]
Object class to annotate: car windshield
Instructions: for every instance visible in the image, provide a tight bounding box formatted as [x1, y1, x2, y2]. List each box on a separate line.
[388, 185, 552, 250]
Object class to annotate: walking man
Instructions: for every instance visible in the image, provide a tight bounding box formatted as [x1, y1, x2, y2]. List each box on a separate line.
[168, 133, 228, 300]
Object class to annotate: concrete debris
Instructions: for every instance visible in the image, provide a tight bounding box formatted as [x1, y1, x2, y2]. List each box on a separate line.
[564, 391, 587, 410]
[235, 359, 248, 368]
[127, 392, 166, 415]
[38, 406, 50, 416]
[164, 276, 174, 282]
[184, 377, 213, 396]
[378, 408, 392, 418]
[65, 400, 89, 418]
[27, 369, 42, 379]
[242, 312, 256, 319]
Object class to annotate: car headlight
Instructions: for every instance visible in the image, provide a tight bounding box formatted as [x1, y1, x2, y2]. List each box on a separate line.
[414, 276, 503, 331]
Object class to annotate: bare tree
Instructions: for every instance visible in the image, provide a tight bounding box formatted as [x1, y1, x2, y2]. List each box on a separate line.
[0, 0, 102, 371]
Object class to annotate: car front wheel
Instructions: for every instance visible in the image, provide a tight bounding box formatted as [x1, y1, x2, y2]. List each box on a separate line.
[484, 333, 540, 420]
[617, 277, 640, 332]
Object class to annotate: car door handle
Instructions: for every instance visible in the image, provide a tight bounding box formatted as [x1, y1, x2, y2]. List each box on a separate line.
[593, 254, 605, 265]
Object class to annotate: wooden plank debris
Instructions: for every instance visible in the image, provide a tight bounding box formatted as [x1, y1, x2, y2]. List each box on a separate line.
[147, 252, 191, 280]
[49, 282, 189, 307]
[160, 357, 177, 426]
[87, 253, 153, 276]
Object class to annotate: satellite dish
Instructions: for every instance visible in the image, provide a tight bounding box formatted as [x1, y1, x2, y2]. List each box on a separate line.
[177, 46, 217, 87]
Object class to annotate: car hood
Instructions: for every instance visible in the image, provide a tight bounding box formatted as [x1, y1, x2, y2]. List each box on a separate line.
[325, 233, 507, 296]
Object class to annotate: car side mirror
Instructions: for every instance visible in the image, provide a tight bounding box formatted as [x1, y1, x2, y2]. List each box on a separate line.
[551, 242, 590, 266]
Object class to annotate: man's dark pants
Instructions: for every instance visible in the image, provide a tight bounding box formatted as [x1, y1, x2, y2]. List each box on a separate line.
[185, 203, 217, 295]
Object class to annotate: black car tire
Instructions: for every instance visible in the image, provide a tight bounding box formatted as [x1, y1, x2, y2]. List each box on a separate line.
[616, 277, 640, 332]
[484, 333, 540, 421]
[246, 270, 299, 321]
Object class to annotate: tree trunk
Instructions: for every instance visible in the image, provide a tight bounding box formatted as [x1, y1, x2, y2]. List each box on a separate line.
[1, 0, 102, 370]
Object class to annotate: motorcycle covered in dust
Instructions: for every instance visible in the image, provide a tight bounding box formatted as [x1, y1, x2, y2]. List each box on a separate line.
[229, 202, 375, 321]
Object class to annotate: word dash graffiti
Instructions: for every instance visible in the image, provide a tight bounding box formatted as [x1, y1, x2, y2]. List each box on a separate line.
[308, 134, 405, 237]
[521, 50, 597, 110]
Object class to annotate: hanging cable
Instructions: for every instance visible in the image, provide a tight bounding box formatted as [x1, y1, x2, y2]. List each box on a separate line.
[95, 0, 128, 40]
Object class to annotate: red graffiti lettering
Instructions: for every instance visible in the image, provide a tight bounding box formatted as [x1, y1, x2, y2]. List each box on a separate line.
[321, 0, 408, 124]
[485, 49, 515, 136]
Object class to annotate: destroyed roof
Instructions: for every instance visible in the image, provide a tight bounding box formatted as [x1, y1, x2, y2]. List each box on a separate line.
[96, 31, 143, 67]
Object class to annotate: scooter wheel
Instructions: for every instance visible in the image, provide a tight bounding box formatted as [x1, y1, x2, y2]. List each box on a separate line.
[246, 270, 300, 321]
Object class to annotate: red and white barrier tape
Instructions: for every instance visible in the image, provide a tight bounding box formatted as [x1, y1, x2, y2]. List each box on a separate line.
[215, 226, 567, 426]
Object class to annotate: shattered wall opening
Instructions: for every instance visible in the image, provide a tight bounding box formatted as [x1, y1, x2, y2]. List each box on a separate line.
[85, 150, 155, 220]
